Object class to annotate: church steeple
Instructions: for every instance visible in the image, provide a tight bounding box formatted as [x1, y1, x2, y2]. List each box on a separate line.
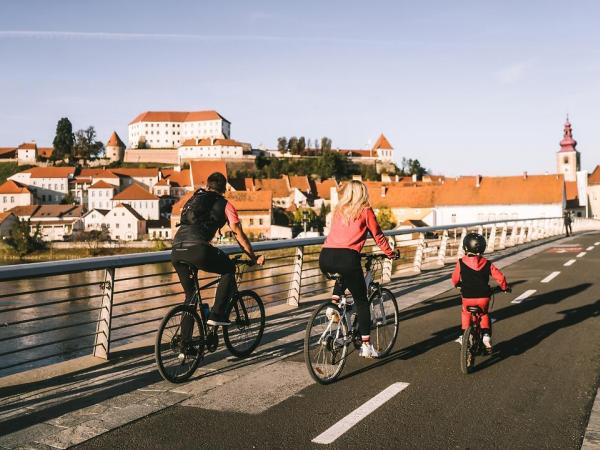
[557, 116, 580, 182]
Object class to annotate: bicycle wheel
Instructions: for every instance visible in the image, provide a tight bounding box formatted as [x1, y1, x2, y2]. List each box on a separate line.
[369, 288, 399, 357]
[155, 305, 204, 383]
[304, 302, 349, 384]
[223, 290, 265, 358]
[460, 326, 476, 374]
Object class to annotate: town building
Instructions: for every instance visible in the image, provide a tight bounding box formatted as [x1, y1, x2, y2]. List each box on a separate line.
[9, 167, 76, 203]
[17, 142, 37, 165]
[148, 219, 172, 240]
[161, 168, 193, 198]
[178, 138, 244, 160]
[557, 117, 580, 182]
[587, 166, 600, 218]
[244, 175, 310, 209]
[110, 168, 160, 190]
[335, 133, 395, 163]
[105, 131, 126, 163]
[8, 205, 83, 241]
[0, 211, 18, 237]
[103, 204, 146, 241]
[111, 183, 160, 220]
[128, 110, 231, 149]
[0, 180, 34, 212]
[87, 181, 115, 211]
[81, 209, 109, 232]
[189, 160, 227, 190]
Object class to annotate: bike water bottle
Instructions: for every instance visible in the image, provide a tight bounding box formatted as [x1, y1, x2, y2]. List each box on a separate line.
[201, 304, 210, 319]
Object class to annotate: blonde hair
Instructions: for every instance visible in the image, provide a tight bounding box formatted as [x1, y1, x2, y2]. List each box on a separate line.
[335, 180, 370, 224]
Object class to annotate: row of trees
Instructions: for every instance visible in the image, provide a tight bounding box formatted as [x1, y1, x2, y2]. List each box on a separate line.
[277, 136, 333, 155]
[53, 118, 105, 163]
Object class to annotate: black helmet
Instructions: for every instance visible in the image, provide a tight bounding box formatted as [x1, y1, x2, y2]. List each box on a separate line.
[463, 232, 486, 255]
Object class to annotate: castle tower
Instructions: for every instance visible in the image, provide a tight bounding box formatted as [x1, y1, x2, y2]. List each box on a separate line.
[372, 133, 394, 162]
[557, 117, 580, 182]
[106, 131, 126, 163]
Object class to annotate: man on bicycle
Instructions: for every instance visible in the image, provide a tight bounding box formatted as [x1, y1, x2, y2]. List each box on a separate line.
[172, 172, 265, 326]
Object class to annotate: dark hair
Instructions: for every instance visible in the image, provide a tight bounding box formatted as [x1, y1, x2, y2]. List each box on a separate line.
[207, 172, 227, 193]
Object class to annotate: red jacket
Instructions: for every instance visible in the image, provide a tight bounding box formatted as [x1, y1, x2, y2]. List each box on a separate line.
[451, 255, 508, 293]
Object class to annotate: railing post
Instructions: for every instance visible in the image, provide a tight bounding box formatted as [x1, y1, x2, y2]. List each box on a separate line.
[457, 227, 467, 258]
[508, 223, 518, 247]
[487, 225, 497, 252]
[413, 232, 425, 273]
[287, 246, 304, 307]
[525, 222, 533, 242]
[382, 236, 396, 283]
[477, 225, 483, 235]
[94, 267, 115, 359]
[518, 223, 527, 244]
[498, 224, 508, 249]
[437, 230, 449, 266]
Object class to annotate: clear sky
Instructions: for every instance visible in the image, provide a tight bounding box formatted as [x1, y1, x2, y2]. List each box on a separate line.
[1, 0, 599, 175]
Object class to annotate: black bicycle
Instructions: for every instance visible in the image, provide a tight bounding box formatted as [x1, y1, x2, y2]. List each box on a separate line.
[460, 286, 509, 374]
[304, 252, 399, 384]
[155, 255, 265, 383]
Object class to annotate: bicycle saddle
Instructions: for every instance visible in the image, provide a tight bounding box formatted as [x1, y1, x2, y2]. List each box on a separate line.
[466, 306, 483, 314]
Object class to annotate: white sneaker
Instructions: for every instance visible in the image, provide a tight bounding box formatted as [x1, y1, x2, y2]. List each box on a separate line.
[358, 342, 379, 359]
[482, 334, 492, 349]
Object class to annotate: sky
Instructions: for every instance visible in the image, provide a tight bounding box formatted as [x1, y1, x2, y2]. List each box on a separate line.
[1, 0, 599, 176]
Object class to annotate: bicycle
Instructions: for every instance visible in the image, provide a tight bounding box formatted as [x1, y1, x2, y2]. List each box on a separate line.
[155, 255, 265, 383]
[460, 286, 510, 374]
[304, 252, 400, 384]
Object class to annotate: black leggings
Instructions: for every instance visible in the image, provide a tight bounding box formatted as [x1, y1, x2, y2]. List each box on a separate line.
[319, 248, 370, 337]
[171, 242, 235, 318]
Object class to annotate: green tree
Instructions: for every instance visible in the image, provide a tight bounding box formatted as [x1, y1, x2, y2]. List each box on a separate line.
[73, 126, 104, 161]
[321, 137, 332, 152]
[60, 192, 77, 205]
[298, 136, 306, 155]
[7, 220, 46, 257]
[137, 139, 149, 149]
[277, 137, 287, 153]
[52, 117, 74, 162]
[288, 136, 299, 154]
[376, 207, 397, 230]
[400, 157, 428, 179]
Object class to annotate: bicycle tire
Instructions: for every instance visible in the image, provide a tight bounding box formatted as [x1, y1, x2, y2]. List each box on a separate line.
[369, 287, 399, 357]
[223, 290, 265, 358]
[460, 326, 475, 374]
[155, 304, 204, 383]
[304, 302, 349, 384]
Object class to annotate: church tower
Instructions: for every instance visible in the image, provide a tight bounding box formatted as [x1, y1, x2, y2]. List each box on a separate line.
[557, 117, 580, 182]
[106, 131, 126, 163]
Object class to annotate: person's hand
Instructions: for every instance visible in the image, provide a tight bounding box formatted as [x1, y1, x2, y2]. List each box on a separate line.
[388, 249, 400, 260]
[504, 286, 512, 293]
[255, 255, 266, 266]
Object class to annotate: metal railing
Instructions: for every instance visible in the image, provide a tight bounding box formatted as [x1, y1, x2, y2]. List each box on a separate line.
[0, 216, 594, 377]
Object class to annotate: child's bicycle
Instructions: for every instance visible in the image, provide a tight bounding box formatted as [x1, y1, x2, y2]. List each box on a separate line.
[303, 252, 400, 384]
[155, 255, 265, 383]
[460, 286, 510, 374]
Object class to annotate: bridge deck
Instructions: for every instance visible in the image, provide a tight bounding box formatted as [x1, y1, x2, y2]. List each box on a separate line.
[0, 233, 599, 449]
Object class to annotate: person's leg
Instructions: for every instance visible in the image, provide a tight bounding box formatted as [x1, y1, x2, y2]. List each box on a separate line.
[171, 248, 198, 302]
[192, 245, 235, 321]
[320, 249, 345, 301]
[460, 299, 473, 330]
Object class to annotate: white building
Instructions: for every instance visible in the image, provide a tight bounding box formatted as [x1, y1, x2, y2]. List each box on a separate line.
[103, 204, 146, 241]
[111, 183, 160, 220]
[9, 205, 83, 241]
[105, 131, 126, 163]
[111, 168, 160, 190]
[17, 142, 37, 165]
[178, 138, 243, 160]
[82, 208, 109, 232]
[9, 167, 75, 204]
[556, 117, 580, 182]
[0, 180, 33, 212]
[128, 110, 231, 149]
[87, 181, 115, 211]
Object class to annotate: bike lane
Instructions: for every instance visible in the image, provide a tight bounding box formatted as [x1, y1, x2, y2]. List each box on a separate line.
[78, 233, 600, 450]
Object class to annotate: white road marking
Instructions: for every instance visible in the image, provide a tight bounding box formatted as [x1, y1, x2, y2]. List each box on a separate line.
[564, 259, 576, 267]
[312, 382, 410, 444]
[455, 336, 462, 343]
[595, 242, 600, 246]
[586, 246, 594, 251]
[541, 271, 561, 283]
[577, 252, 587, 258]
[511, 289, 537, 304]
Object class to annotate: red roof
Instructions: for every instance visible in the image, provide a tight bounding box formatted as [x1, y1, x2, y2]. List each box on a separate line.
[588, 166, 600, 185]
[21, 167, 76, 179]
[559, 118, 578, 153]
[162, 169, 191, 187]
[190, 160, 227, 189]
[247, 177, 290, 198]
[111, 167, 159, 178]
[37, 147, 54, 158]
[0, 180, 30, 194]
[314, 178, 338, 200]
[372, 134, 393, 150]
[181, 138, 242, 148]
[287, 175, 311, 193]
[225, 191, 272, 212]
[18, 142, 37, 150]
[79, 168, 120, 179]
[107, 131, 125, 148]
[112, 183, 158, 201]
[129, 110, 228, 124]
[89, 180, 115, 189]
[0, 147, 17, 158]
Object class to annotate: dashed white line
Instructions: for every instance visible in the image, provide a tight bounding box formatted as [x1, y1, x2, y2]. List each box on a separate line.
[312, 382, 410, 444]
[541, 271, 561, 283]
[577, 252, 587, 258]
[586, 246, 594, 251]
[594, 242, 600, 246]
[564, 259, 576, 267]
[511, 289, 537, 304]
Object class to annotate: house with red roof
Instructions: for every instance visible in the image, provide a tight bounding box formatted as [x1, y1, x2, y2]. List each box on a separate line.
[110, 167, 160, 190]
[178, 138, 244, 159]
[0, 180, 34, 212]
[106, 131, 125, 163]
[334, 133, 394, 163]
[87, 181, 115, 211]
[9, 166, 76, 204]
[112, 183, 160, 220]
[587, 165, 600, 218]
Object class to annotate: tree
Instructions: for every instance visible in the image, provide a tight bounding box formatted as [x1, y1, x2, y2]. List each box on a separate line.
[288, 136, 299, 154]
[316, 151, 347, 179]
[52, 118, 74, 162]
[70, 227, 111, 256]
[298, 136, 306, 155]
[73, 126, 104, 162]
[400, 157, 428, 179]
[277, 137, 287, 153]
[376, 207, 397, 230]
[60, 192, 77, 205]
[7, 220, 46, 257]
[307, 138, 312, 150]
[137, 139, 149, 149]
[321, 137, 332, 152]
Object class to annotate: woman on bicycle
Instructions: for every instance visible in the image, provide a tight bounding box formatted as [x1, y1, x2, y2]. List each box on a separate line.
[452, 233, 509, 351]
[319, 180, 396, 359]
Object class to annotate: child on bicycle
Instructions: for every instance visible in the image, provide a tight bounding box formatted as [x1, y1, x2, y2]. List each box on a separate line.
[451, 232, 509, 351]
[320, 180, 396, 359]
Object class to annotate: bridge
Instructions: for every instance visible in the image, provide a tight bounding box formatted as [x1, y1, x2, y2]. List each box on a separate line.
[0, 218, 599, 449]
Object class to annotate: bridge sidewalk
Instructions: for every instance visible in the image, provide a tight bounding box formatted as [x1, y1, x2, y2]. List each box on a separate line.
[0, 235, 573, 449]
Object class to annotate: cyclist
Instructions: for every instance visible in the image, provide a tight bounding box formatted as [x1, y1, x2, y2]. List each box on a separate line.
[171, 172, 265, 326]
[319, 180, 396, 359]
[452, 232, 509, 351]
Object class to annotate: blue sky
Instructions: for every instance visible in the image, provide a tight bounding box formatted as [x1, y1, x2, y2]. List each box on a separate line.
[1, 0, 599, 175]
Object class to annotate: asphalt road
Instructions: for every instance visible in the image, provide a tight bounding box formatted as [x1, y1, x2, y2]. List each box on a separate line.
[79, 233, 600, 450]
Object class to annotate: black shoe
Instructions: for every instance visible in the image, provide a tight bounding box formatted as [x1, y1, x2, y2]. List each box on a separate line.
[207, 312, 231, 327]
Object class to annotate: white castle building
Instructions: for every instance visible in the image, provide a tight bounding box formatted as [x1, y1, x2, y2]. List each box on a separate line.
[128, 110, 231, 149]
